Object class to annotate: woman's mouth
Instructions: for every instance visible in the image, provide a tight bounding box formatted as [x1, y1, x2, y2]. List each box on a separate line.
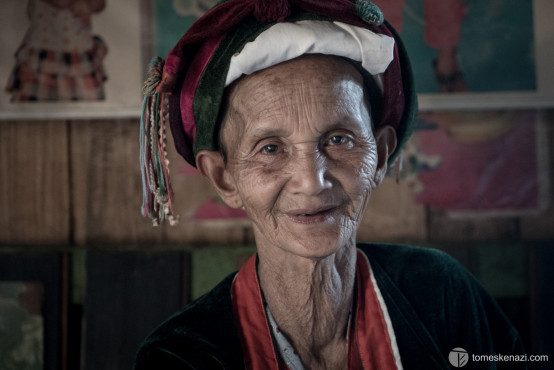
[285, 206, 339, 224]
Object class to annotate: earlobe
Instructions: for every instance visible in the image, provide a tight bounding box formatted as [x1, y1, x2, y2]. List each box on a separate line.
[196, 150, 244, 209]
[373, 125, 397, 185]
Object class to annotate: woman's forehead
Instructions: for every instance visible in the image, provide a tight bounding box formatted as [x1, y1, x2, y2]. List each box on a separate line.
[225, 55, 366, 117]
[220, 55, 371, 143]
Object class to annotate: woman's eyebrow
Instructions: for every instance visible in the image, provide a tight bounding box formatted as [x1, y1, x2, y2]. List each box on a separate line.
[244, 117, 368, 141]
[247, 125, 290, 140]
[321, 115, 372, 134]
[325, 119, 363, 131]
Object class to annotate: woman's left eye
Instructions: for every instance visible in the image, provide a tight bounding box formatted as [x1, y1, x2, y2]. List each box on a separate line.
[328, 135, 347, 145]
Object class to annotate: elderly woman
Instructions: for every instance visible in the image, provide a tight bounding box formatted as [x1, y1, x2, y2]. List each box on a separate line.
[136, 1, 524, 369]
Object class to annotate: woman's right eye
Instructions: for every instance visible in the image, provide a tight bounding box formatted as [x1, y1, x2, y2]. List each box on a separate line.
[260, 144, 279, 155]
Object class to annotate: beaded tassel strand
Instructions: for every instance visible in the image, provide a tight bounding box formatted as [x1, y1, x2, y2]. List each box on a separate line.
[140, 57, 178, 226]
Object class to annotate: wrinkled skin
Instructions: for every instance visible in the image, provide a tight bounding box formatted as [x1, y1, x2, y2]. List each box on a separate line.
[199, 55, 395, 259]
[196, 54, 396, 368]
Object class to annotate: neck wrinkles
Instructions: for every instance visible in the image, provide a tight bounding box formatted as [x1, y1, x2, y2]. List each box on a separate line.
[257, 241, 357, 366]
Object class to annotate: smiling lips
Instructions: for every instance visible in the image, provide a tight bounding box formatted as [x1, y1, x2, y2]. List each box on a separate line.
[285, 205, 340, 224]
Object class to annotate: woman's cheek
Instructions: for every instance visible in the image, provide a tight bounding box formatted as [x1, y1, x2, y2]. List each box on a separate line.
[232, 159, 286, 206]
[334, 146, 377, 182]
[356, 144, 379, 185]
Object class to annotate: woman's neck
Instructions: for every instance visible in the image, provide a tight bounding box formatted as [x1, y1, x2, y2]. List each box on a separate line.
[257, 243, 357, 369]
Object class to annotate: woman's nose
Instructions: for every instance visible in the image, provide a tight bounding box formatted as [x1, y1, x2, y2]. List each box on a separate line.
[287, 150, 332, 196]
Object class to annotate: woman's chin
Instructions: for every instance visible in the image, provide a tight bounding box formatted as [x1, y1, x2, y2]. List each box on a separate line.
[276, 233, 353, 260]
[253, 214, 357, 260]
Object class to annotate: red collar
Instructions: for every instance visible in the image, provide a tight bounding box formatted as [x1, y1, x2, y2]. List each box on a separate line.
[231, 249, 399, 369]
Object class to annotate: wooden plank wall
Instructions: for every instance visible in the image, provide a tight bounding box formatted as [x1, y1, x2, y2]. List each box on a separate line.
[0, 121, 70, 245]
[70, 120, 164, 245]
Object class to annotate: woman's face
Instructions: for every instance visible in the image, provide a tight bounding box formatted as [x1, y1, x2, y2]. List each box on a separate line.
[200, 55, 394, 260]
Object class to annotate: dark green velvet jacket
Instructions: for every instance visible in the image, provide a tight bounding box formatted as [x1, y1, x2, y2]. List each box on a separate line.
[135, 244, 525, 369]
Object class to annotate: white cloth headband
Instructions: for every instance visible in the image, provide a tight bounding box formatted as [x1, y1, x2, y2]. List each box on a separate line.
[225, 20, 396, 92]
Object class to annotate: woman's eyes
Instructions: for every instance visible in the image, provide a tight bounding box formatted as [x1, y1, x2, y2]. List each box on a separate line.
[256, 133, 354, 155]
[260, 144, 279, 155]
[326, 133, 355, 150]
[328, 135, 347, 146]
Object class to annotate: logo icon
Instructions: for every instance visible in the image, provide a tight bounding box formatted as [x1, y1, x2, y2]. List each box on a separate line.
[449, 347, 469, 367]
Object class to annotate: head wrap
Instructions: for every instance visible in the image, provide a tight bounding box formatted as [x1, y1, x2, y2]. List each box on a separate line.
[140, 0, 418, 226]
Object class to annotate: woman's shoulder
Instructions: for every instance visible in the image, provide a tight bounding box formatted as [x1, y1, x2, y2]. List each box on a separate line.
[357, 242, 466, 279]
[356, 242, 481, 305]
[134, 273, 243, 369]
[356, 244, 525, 367]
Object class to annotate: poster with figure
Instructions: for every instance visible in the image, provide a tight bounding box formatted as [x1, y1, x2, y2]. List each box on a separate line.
[5, 0, 109, 102]
[373, 0, 536, 94]
[400, 110, 549, 216]
[0, 0, 143, 119]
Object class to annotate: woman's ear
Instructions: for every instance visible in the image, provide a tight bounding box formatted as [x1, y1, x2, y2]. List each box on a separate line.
[195, 150, 244, 209]
[373, 125, 397, 186]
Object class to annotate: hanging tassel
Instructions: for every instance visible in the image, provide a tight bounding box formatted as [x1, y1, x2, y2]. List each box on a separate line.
[140, 57, 179, 226]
